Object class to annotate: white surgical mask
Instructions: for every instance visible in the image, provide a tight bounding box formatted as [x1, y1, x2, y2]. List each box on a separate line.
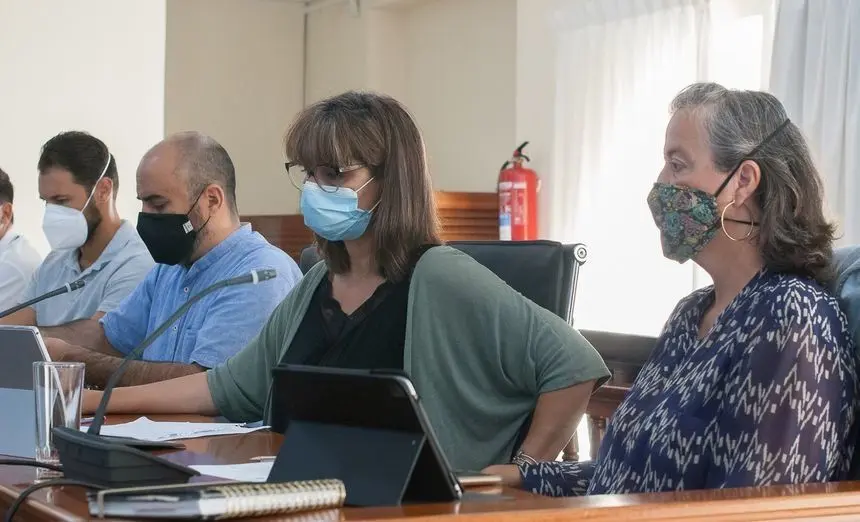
[42, 155, 111, 251]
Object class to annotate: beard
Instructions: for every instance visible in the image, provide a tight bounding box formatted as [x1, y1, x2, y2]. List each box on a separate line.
[83, 206, 102, 243]
[181, 206, 210, 267]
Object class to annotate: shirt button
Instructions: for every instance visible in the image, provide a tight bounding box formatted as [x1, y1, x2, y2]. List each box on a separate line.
[173, 326, 178, 331]
[183, 287, 189, 293]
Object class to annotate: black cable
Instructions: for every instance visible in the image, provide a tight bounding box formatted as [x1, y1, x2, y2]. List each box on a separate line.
[3, 478, 103, 522]
[0, 459, 62, 473]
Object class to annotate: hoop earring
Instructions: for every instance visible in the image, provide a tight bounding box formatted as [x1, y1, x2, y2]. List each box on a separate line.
[720, 200, 754, 241]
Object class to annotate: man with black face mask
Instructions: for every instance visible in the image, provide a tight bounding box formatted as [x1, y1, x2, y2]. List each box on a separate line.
[0, 131, 153, 328]
[42, 132, 302, 388]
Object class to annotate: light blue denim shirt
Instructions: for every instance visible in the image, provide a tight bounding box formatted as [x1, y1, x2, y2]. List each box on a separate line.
[834, 246, 860, 352]
[100, 224, 302, 367]
[20, 221, 153, 326]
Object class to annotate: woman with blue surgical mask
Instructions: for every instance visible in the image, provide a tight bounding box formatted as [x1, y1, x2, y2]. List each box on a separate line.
[78, 91, 610, 472]
[295, 168, 378, 242]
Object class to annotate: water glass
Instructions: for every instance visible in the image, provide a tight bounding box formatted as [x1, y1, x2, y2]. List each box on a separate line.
[33, 362, 85, 464]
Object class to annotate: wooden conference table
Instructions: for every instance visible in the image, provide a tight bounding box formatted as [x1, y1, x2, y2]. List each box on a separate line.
[4, 416, 860, 521]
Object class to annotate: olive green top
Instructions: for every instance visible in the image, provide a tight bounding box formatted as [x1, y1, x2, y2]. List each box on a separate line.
[207, 246, 609, 470]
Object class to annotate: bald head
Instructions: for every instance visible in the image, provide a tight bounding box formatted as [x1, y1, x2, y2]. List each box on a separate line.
[137, 132, 238, 217]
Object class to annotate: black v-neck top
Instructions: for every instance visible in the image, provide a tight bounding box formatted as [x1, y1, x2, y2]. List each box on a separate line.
[278, 245, 437, 371]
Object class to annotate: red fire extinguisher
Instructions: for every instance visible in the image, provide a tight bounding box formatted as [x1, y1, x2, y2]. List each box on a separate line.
[498, 141, 539, 240]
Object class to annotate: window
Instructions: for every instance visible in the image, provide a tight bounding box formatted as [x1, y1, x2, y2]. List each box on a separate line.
[551, 0, 775, 460]
[551, 0, 775, 337]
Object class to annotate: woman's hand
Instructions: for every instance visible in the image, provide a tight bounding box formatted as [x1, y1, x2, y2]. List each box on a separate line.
[482, 464, 523, 488]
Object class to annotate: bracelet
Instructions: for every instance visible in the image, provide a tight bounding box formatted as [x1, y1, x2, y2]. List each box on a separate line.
[511, 450, 538, 466]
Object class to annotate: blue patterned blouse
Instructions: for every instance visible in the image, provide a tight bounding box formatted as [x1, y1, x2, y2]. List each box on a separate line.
[520, 270, 859, 496]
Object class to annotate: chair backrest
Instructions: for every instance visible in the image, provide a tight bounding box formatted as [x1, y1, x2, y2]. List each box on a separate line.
[298, 240, 587, 324]
[833, 246, 860, 351]
[299, 246, 322, 275]
[578, 329, 656, 385]
[299, 240, 587, 459]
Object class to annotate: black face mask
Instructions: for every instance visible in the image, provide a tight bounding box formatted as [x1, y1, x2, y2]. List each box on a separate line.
[137, 193, 207, 266]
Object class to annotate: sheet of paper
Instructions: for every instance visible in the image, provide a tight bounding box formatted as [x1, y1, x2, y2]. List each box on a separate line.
[91, 416, 269, 442]
[190, 462, 274, 483]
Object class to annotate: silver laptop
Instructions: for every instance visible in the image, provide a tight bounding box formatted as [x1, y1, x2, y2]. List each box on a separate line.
[0, 326, 51, 458]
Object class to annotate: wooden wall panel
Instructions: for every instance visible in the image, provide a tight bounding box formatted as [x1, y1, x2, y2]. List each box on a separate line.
[435, 191, 499, 241]
[243, 191, 499, 260]
[241, 214, 312, 261]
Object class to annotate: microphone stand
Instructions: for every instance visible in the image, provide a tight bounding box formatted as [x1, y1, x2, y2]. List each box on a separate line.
[0, 279, 86, 320]
[88, 268, 275, 434]
[50, 269, 278, 488]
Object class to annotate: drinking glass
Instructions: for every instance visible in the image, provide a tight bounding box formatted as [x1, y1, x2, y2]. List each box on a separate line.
[33, 362, 85, 464]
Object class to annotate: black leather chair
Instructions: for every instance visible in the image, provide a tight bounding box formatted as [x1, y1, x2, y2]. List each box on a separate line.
[577, 329, 655, 385]
[299, 240, 588, 461]
[298, 240, 587, 325]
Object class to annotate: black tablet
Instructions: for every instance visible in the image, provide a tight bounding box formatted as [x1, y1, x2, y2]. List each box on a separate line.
[0, 325, 50, 389]
[267, 365, 463, 506]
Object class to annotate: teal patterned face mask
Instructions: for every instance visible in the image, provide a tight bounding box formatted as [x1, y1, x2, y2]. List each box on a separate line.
[647, 118, 790, 263]
[647, 183, 723, 263]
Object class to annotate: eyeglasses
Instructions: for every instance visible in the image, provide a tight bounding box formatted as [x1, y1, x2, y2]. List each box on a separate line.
[285, 162, 367, 193]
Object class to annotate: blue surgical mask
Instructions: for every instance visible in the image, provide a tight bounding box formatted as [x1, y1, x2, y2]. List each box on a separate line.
[300, 179, 377, 241]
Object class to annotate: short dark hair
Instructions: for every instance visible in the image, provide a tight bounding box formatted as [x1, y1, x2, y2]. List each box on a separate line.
[168, 132, 238, 216]
[38, 131, 118, 197]
[285, 91, 442, 282]
[0, 167, 13, 205]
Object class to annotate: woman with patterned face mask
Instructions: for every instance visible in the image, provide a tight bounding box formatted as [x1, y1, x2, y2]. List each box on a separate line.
[485, 82, 859, 495]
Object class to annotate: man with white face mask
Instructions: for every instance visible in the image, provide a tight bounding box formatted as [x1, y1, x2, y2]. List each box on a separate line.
[0, 168, 41, 308]
[0, 131, 153, 327]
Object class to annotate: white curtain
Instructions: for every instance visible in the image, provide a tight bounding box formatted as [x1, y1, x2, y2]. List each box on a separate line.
[769, 0, 860, 246]
[550, 0, 774, 336]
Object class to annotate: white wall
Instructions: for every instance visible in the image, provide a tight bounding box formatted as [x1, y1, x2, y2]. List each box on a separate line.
[404, 0, 517, 192]
[0, 0, 166, 255]
[0, 0, 568, 235]
[305, 0, 517, 194]
[165, 0, 305, 215]
[305, 3, 370, 104]
[516, 0, 560, 238]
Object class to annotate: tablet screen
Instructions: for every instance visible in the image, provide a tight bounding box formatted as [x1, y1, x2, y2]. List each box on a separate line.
[0, 327, 49, 389]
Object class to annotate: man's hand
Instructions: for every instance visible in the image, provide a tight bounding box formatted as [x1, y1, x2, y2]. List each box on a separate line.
[44, 337, 78, 362]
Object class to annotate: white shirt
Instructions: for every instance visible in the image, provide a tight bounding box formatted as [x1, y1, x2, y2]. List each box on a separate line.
[0, 227, 42, 310]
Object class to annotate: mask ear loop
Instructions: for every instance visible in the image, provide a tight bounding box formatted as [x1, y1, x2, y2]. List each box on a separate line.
[721, 200, 754, 241]
[355, 177, 380, 213]
[183, 188, 210, 235]
[713, 118, 792, 199]
[81, 153, 112, 211]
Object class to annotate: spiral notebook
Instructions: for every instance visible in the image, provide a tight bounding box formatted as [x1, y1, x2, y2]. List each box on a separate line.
[87, 479, 346, 520]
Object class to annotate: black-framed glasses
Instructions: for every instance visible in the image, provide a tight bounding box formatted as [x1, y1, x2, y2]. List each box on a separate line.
[284, 162, 367, 193]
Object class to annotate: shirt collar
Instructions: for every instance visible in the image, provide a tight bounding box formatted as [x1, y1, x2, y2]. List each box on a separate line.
[62, 220, 137, 276]
[185, 224, 253, 279]
[0, 226, 19, 251]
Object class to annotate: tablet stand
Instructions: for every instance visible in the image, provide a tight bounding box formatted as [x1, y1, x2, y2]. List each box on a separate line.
[267, 421, 428, 506]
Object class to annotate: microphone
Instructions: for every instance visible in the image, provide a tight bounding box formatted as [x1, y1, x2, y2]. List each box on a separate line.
[0, 279, 86, 319]
[51, 268, 278, 488]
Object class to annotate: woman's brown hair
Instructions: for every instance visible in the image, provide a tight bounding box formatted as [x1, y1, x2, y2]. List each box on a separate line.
[285, 91, 442, 282]
[671, 82, 836, 284]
